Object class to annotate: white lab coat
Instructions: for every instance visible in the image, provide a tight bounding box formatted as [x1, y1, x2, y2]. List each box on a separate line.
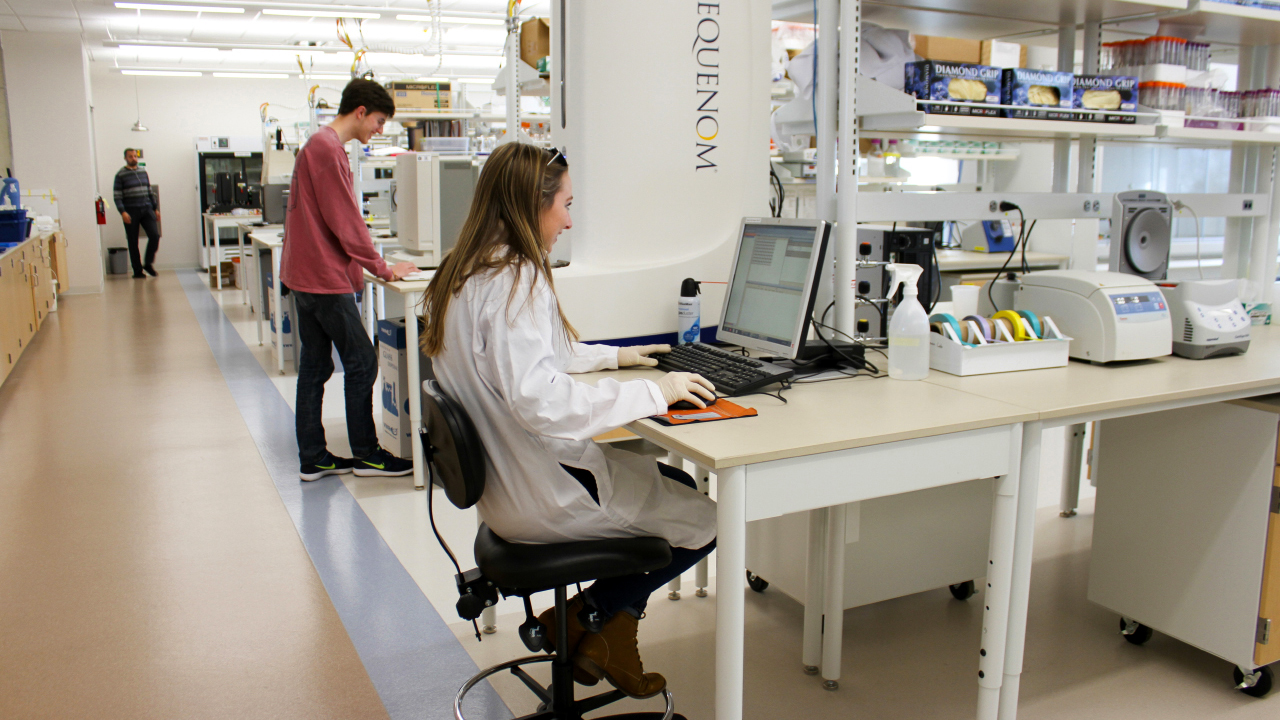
[431, 263, 717, 549]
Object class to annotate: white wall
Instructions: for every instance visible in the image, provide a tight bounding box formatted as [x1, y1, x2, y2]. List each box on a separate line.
[91, 70, 346, 270]
[1, 32, 102, 294]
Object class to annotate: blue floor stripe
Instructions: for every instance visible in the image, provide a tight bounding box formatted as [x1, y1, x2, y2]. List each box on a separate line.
[177, 270, 509, 720]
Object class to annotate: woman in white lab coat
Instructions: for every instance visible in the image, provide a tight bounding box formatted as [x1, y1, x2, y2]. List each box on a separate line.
[419, 142, 717, 699]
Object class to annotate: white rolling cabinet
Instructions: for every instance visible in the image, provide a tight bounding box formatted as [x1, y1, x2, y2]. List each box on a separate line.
[1089, 399, 1280, 690]
[746, 479, 994, 609]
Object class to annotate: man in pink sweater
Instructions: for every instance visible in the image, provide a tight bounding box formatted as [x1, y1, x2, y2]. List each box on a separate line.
[282, 79, 418, 482]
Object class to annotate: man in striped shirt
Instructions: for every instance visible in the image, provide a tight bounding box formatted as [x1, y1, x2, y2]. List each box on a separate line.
[113, 148, 161, 278]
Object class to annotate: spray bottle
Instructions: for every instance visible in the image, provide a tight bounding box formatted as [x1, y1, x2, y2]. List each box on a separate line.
[678, 278, 701, 345]
[886, 263, 929, 380]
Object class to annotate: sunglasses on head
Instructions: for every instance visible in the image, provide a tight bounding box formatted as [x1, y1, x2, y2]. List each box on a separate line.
[545, 147, 568, 167]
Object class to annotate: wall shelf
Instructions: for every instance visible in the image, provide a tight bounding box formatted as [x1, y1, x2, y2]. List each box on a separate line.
[862, 111, 1158, 141]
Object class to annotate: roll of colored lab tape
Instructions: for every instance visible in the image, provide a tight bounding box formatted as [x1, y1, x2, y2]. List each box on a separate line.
[962, 315, 993, 343]
[1016, 309, 1042, 339]
[929, 313, 965, 345]
[1016, 310, 1043, 339]
[992, 310, 1031, 341]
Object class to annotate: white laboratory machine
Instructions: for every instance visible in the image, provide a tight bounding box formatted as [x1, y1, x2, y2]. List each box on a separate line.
[1158, 279, 1251, 359]
[391, 152, 479, 267]
[1110, 190, 1172, 281]
[1015, 270, 1172, 363]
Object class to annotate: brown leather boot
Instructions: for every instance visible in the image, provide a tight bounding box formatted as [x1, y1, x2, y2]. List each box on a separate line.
[536, 595, 598, 686]
[573, 611, 666, 699]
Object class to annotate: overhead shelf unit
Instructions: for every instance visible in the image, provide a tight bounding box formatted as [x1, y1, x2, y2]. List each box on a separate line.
[804, 2, 1280, 715]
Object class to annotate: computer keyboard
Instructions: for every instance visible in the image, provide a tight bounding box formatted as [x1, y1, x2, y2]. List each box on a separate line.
[654, 343, 794, 396]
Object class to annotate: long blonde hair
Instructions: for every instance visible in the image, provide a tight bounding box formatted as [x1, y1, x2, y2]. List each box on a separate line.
[419, 142, 576, 356]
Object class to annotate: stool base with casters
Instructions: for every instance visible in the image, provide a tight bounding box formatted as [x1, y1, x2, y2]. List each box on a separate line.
[454, 584, 683, 720]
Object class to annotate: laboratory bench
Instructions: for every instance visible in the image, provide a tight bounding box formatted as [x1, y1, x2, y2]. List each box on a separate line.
[0, 231, 63, 389]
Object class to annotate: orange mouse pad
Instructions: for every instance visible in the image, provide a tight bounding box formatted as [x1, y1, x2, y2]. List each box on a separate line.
[651, 398, 758, 427]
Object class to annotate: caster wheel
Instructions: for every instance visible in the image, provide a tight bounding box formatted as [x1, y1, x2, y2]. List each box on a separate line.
[949, 580, 976, 601]
[1119, 617, 1153, 646]
[1234, 665, 1274, 698]
[746, 571, 769, 593]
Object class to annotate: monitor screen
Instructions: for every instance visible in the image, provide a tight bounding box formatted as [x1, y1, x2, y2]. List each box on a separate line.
[717, 218, 829, 359]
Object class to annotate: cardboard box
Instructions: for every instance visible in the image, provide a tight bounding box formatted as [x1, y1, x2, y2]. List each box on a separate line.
[906, 61, 1002, 117]
[209, 261, 235, 288]
[913, 35, 981, 64]
[521, 17, 551, 69]
[1001, 68, 1074, 120]
[981, 40, 1027, 69]
[378, 318, 413, 459]
[1073, 74, 1138, 124]
[388, 81, 452, 111]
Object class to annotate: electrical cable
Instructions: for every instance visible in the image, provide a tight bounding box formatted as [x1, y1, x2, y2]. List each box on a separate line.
[1021, 220, 1036, 274]
[1173, 200, 1204, 279]
[987, 202, 1025, 313]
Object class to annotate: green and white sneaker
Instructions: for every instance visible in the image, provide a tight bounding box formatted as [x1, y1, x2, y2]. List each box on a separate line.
[299, 453, 355, 482]
[353, 447, 414, 477]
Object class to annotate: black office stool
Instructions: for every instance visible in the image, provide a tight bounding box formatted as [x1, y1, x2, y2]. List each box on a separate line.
[420, 380, 686, 720]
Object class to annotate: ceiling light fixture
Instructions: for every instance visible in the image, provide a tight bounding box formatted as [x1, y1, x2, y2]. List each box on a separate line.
[213, 72, 290, 78]
[262, 8, 379, 19]
[302, 74, 353, 80]
[458, 78, 496, 84]
[115, 2, 245, 12]
[396, 15, 504, 25]
[121, 69, 204, 76]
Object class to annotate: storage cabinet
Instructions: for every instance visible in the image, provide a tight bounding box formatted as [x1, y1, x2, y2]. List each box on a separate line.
[1089, 398, 1280, 687]
[1, 236, 56, 387]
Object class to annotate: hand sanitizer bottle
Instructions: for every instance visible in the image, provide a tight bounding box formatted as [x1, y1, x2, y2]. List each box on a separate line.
[886, 263, 929, 380]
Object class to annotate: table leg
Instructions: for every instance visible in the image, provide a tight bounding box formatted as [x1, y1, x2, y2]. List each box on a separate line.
[667, 453, 686, 600]
[977, 422, 1022, 720]
[820, 503, 846, 690]
[715, 465, 747, 720]
[694, 465, 710, 597]
[1060, 423, 1086, 518]
[997, 421, 1041, 720]
[254, 243, 264, 346]
[239, 229, 248, 304]
[405, 290, 426, 490]
[363, 281, 375, 339]
[802, 507, 827, 675]
[272, 247, 283, 375]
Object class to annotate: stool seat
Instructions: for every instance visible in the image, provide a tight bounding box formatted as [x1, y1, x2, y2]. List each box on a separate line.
[475, 524, 672, 591]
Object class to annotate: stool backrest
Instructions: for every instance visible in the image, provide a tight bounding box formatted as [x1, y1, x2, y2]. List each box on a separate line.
[420, 379, 486, 509]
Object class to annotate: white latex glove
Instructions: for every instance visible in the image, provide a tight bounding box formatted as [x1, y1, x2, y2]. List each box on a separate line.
[618, 344, 671, 368]
[656, 372, 717, 408]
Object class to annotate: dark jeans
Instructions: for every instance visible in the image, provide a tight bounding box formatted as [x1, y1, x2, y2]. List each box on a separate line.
[580, 463, 717, 618]
[293, 290, 379, 465]
[123, 207, 160, 274]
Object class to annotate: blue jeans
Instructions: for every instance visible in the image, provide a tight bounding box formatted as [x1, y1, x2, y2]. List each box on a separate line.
[585, 463, 717, 618]
[293, 290, 379, 465]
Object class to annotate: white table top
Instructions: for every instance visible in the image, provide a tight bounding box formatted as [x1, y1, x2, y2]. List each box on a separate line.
[577, 367, 1037, 470]
[923, 325, 1280, 423]
[203, 211, 261, 221]
[248, 230, 283, 247]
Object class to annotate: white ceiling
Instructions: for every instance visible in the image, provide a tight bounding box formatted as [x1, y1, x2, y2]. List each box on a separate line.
[0, 1, 552, 78]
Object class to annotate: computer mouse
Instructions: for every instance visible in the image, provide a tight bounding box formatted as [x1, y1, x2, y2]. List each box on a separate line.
[669, 396, 718, 411]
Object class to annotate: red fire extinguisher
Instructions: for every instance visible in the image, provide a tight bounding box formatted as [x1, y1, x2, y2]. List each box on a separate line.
[95, 197, 107, 225]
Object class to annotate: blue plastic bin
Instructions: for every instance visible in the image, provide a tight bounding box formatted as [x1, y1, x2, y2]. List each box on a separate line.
[0, 208, 28, 244]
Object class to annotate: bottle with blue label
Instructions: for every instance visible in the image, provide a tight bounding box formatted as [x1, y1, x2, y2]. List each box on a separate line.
[1, 176, 19, 210]
[678, 278, 701, 345]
